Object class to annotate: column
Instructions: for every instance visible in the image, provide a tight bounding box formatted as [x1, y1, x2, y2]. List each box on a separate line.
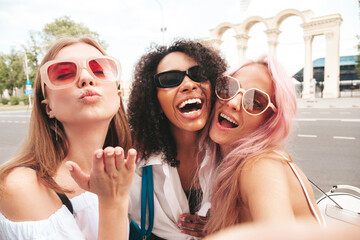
[264, 29, 281, 57]
[322, 32, 340, 98]
[302, 35, 314, 99]
[234, 34, 250, 62]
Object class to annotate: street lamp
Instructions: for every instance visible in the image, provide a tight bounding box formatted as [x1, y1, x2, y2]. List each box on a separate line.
[155, 0, 167, 44]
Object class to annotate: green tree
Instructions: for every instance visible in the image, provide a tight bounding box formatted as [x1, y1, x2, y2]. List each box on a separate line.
[23, 32, 42, 84]
[6, 50, 26, 96]
[40, 16, 108, 51]
[23, 16, 108, 83]
[0, 16, 107, 96]
[0, 54, 9, 99]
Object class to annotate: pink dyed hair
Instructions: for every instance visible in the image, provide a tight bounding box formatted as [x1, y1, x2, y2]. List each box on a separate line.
[202, 55, 297, 234]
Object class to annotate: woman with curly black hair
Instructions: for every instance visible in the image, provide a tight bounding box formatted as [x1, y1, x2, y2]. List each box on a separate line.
[127, 39, 227, 239]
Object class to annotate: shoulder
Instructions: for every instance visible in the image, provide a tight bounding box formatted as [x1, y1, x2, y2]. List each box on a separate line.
[240, 150, 290, 180]
[0, 167, 61, 221]
[239, 151, 291, 201]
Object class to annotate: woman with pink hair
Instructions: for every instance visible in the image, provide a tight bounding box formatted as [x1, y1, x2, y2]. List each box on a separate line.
[178, 55, 325, 236]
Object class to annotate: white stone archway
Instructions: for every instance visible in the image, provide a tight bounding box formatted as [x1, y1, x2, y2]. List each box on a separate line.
[205, 9, 343, 98]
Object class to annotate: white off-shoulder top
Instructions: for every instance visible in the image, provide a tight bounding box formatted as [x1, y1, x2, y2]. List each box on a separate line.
[0, 191, 99, 240]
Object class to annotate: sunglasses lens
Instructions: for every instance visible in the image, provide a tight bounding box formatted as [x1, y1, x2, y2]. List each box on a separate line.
[157, 72, 183, 87]
[216, 76, 240, 100]
[89, 58, 118, 80]
[243, 89, 269, 114]
[47, 62, 77, 86]
[187, 66, 202, 82]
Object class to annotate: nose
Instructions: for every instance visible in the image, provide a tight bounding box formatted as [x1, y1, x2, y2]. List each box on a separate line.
[78, 67, 95, 87]
[178, 75, 198, 93]
[226, 92, 243, 112]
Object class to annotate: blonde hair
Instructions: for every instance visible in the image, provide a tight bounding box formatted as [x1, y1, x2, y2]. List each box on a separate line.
[0, 36, 131, 195]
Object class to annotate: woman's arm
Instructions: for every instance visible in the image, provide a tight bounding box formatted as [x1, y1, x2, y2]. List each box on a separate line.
[240, 157, 295, 222]
[67, 146, 136, 240]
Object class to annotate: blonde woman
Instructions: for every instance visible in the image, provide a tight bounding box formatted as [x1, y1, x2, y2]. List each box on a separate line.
[0, 36, 135, 240]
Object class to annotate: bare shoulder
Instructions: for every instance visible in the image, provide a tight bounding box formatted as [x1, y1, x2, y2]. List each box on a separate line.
[0, 167, 61, 221]
[240, 151, 291, 197]
[240, 151, 289, 181]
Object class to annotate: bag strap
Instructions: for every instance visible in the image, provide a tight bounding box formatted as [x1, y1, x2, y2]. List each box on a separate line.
[56, 192, 74, 214]
[131, 165, 154, 239]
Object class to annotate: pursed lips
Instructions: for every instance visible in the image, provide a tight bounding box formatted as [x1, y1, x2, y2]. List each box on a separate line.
[80, 89, 101, 102]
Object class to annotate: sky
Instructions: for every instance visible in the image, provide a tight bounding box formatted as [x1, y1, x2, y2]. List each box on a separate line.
[0, 0, 359, 83]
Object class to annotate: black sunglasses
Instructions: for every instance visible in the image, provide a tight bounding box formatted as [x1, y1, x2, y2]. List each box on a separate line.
[154, 65, 205, 88]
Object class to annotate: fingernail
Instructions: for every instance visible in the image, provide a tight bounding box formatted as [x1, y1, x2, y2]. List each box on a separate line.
[65, 163, 73, 171]
[96, 152, 103, 159]
[106, 151, 114, 157]
[115, 150, 122, 156]
[179, 215, 184, 219]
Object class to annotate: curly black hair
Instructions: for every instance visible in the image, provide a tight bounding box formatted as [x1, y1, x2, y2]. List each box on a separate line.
[127, 39, 227, 167]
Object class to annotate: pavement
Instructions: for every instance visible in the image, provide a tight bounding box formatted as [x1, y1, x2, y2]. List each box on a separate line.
[297, 97, 360, 108]
[0, 104, 32, 111]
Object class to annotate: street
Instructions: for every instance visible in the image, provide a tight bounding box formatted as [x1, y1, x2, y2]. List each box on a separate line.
[0, 107, 359, 199]
[287, 108, 360, 198]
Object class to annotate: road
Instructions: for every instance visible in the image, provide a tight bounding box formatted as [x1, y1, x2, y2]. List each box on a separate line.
[0, 110, 31, 164]
[287, 108, 360, 198]
[0, 107, 359, 199]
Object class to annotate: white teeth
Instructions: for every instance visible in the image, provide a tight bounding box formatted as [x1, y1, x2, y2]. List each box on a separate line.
[220, 113, 238, 125]
[183, 110, 199, 115]
[179, 98, 202, 109]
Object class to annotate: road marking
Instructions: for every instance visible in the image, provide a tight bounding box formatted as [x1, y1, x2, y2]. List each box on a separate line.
[333, 136, 356, 140]
[0, 110, 31, 114]
[0, 120, 27, 124]
[319, 112, 330, 114]
[339, 112, 350, 114]
[298, 134, 317, 138]
[296, 118, 360, 122]
[341, 119, 360, 122]
[296, 118, 317, 121]
[0, 115, 30, 117]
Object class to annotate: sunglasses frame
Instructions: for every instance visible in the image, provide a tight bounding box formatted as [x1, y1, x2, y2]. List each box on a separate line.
[39, 56, 121, 97]
[154, 65, 204, 88]
[215, 75, 277, 116]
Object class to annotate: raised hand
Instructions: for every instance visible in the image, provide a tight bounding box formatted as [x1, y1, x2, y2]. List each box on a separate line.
[66, 147, 137, 240]
[66, 147, 136, 201]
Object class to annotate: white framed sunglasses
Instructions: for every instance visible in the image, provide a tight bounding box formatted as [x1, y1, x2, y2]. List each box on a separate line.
[40, 56, 121, 96]
[215, 75, 277, 116]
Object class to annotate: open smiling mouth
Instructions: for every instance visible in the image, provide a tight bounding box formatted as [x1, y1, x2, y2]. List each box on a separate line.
[178, 98, 203, 114]
[218, 113, 239, 128]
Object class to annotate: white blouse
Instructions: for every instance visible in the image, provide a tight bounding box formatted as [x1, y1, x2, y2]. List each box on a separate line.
[0, 192, 99, 240]
[128, 152, 215, 240]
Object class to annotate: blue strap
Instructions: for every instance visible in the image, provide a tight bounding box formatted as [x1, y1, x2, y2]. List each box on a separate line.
[145, 166, 154, 237]
[131, 165, 154, 239]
